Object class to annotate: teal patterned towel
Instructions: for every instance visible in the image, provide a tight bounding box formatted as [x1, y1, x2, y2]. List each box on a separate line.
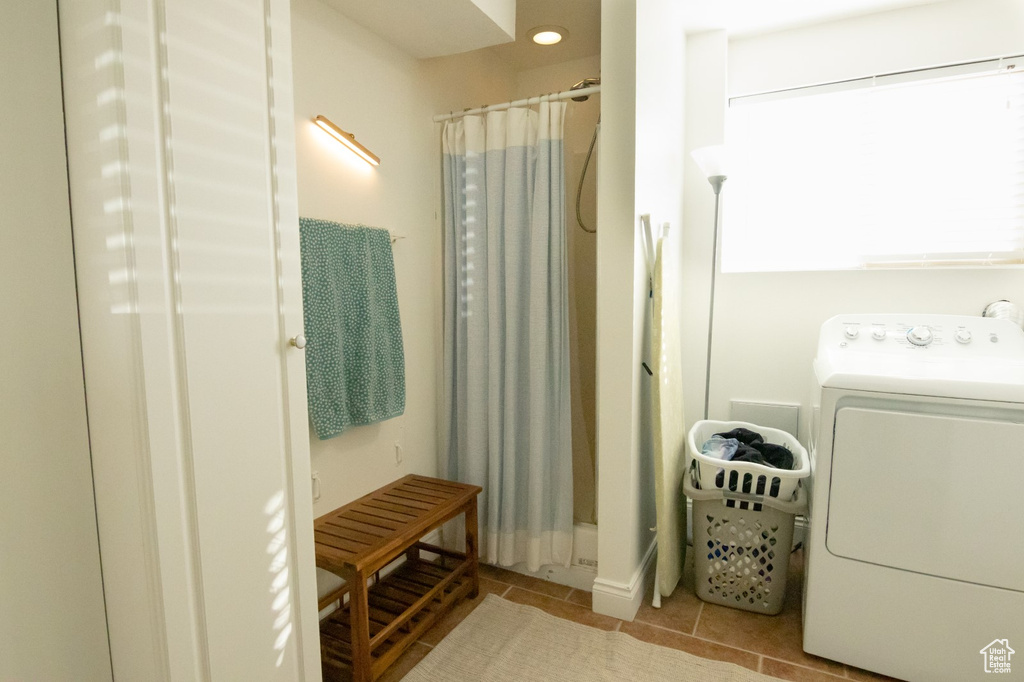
[299, 218, 406, 439]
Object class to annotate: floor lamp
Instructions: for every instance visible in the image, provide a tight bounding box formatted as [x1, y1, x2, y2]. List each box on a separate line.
[691, 145, 728, 420]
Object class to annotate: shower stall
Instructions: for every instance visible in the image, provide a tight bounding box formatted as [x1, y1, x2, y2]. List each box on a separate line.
[436, 71, 602, 588]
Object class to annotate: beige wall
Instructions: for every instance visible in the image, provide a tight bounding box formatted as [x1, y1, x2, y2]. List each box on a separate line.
[291, 0, 516, 516]
[0, 3, 111, 678]
[680, 30, 728, 434]
[682, 0, 1024, 437]
[593, 0, 686, 621]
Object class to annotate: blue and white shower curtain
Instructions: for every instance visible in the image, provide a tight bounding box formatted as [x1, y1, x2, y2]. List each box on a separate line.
[441, 102, 573, 571]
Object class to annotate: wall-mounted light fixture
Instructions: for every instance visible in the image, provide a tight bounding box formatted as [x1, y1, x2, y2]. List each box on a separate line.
[314, 115, 380, 167]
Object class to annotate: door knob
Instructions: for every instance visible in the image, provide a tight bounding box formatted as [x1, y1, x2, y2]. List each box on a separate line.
[289, 334, 306, 349]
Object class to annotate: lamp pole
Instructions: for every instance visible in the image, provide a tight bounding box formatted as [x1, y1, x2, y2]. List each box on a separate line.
[703, 175, 726, 420]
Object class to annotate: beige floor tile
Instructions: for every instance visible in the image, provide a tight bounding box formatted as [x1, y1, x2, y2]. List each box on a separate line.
[760, 657, 847, 681]
[479, 563, 573, 600]
[322, 641, 435, 682]
[565, 589, 592, 609]
[634, 581, 703, 635]
[502, 587, 621, 630]
[694, 550, 844, 676]
[635, 543, 703, 635]
[378, 641, 433, 682]
[373, 547, 863, 682]
[619, 621, 760, 672]
[695, 600, 844, 673]
[417, 576, 508, 646]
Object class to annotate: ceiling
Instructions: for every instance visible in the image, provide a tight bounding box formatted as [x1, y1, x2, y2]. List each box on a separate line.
[484, 0, 955, 72]
[323, 0, 957, 68]
[680, 0, 955, 36]
[485, 0, 601, 72]
[322, 0, 516, 59]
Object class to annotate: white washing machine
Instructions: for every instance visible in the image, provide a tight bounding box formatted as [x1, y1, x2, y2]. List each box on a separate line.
[803, 314, 1024, 681]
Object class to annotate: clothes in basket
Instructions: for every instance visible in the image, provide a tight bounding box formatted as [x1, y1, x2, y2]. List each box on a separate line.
[701, 427, 794, 496]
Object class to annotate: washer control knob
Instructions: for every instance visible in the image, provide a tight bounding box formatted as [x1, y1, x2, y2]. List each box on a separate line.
[872, 328, 887, 341]
[907, 326, 933, 346]
[955, 329, 972, 345]
[844, 326, 860, 340]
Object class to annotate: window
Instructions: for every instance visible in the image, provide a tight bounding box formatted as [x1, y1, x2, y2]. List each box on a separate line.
[724, 57, 1024, 272]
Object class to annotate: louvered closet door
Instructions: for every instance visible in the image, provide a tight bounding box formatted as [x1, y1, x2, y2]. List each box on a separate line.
[59, 0, 321, 679]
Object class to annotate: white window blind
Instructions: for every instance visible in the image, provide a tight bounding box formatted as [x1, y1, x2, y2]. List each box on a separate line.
[723, 57, 1024, 272]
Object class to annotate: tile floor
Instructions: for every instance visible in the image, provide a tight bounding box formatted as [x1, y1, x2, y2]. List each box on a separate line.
[362, 548, 900, 682]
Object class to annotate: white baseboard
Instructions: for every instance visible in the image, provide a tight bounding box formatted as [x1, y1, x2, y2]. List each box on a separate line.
[591, 535, 658, 621]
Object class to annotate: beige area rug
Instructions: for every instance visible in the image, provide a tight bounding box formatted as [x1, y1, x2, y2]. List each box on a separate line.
[404, 595, 776, 681]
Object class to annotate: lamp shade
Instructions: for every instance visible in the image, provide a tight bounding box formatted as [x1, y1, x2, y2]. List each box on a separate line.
[691, 145, 728, 179]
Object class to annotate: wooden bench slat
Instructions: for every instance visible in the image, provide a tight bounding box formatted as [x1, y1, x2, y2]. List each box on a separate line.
[409, 475, 466, 491]
[399, 480, 457, 498]
[367, 592, 410, 616]
[361, 499, 423, 518]
[372, 584, 419, 607]
[325, 518, 391, 539]
[313, 532, 358, 555]
[399, 566, 444, 590]
[380, 489, 439, 507]
[316, 524, 374, 547]
[389, 483, 446, 499]
[344, 510, 403, 531]
[377, 493, 434, 511]
[407, 561, 449, 580]
[350, 504, 420, 525]
[388, 577, 432, 597]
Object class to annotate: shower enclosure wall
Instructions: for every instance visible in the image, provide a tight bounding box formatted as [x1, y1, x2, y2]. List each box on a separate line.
[566, 83, 599, 528]
[567, 79, 600, 576]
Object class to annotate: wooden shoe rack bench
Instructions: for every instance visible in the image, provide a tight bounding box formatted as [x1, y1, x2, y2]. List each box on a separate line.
[313, 475, 481, 682]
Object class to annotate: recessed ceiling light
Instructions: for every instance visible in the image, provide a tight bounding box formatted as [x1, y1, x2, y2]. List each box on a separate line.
[529, 26, 568, 46]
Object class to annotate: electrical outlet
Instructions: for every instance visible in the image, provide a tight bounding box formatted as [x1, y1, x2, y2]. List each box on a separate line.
[311, 471, 321, 501]
[394, 442, 403, 465]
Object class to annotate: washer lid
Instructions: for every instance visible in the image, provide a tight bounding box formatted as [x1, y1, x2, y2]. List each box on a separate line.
[814, 314, 1024, 402]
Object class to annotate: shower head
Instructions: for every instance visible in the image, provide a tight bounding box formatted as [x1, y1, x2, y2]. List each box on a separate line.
[569, 77, 601, 102]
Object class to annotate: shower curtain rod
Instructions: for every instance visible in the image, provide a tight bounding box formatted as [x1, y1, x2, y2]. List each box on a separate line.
[432, 85, 601, 122]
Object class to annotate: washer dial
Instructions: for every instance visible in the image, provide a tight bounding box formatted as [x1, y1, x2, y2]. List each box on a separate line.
[907, 326, 933, 346]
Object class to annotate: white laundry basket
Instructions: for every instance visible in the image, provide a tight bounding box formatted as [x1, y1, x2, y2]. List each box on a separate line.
[685, 420, 810, 615]
[686, 420, 809, 506]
